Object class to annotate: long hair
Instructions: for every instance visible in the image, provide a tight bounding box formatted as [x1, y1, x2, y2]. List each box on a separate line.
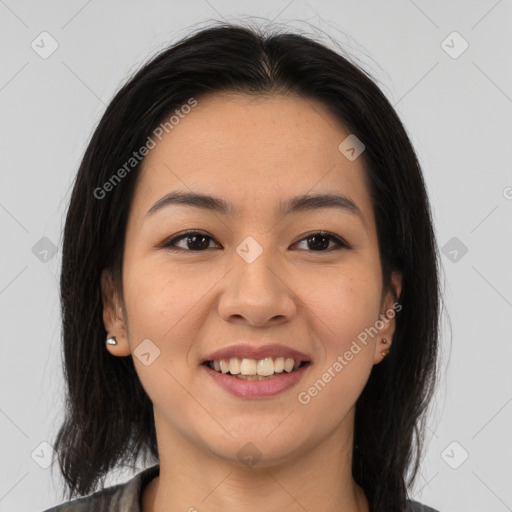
[54, 21, 441, 511]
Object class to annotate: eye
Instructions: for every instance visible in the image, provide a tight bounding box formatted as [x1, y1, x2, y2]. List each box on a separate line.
[161, 230, 350, 252]
[293, 231, 350, 252]
[161, 230, 220, 251]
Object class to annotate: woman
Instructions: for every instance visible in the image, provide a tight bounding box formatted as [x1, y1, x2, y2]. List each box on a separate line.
[43, 21, 442, 512]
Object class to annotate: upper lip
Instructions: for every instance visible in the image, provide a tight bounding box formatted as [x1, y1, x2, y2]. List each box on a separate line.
[203, 343, 311, 363]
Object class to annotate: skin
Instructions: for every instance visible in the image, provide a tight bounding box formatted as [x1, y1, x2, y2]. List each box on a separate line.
[101, 92, 402, 512]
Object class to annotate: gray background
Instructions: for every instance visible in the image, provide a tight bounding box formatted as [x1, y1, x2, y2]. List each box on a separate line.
[1, 1, 511, 511]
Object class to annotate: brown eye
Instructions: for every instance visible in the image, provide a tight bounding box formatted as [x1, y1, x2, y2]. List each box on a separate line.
[162, 230, 350, 253]
[293, 231, 350, 252]
[162, 231, 220, 251]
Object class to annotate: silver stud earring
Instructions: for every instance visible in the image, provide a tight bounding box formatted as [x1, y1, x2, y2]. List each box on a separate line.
[106, 336, 118, 346]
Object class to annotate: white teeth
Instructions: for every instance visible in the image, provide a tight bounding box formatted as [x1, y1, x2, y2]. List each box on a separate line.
[208, 356, 306, 377]
[229, 357, 241, 374]
[274, 357, 285, 372]
[235, 374, 279, 381]
[240, 358, 257, 376]
[284, 357, 295, 372]
[257, 357, 274, 376]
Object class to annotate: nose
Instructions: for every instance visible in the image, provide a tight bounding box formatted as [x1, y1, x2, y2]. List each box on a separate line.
[216, 245, 297, 328]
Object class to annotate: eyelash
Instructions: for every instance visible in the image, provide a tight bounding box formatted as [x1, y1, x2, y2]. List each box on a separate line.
[161, 230, 351, 253]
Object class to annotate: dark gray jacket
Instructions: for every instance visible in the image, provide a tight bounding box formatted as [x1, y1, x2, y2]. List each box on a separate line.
[42, 464, 441, 511]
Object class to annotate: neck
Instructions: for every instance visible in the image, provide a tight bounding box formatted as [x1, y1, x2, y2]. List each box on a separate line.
[143, 407, 369, 512]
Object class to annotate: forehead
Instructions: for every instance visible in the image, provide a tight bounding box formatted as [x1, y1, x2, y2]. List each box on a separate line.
[131, 92, 374, 227]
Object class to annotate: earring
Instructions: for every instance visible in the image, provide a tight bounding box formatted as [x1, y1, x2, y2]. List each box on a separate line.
[381, 338, 389, 357]
[106, 336, 118, 346]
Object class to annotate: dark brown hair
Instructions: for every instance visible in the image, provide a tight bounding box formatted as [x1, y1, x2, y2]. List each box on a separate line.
[54, 21, 442, 511]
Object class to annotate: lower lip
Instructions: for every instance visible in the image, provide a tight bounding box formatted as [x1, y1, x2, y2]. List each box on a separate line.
[202, 363, 311, 398]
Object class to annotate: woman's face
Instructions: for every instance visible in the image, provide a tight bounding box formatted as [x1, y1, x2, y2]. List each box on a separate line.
[102, 92, 401, 466]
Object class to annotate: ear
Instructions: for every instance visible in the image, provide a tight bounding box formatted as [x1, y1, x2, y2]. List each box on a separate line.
[373, 270, 402, 364]
[100, 268, 131, 357]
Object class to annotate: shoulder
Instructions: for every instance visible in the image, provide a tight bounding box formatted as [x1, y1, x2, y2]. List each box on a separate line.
[40, 464, 160, 512]
[406, 499, 442, 512]
[40, 484, 121, 512]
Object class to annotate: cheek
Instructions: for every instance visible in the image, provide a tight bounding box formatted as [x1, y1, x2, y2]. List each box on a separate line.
[295, 262, 381, 404]
[302, 262, 382, 345]
[122, 260, 209, 341]
[120, 263, 206, 412]
[120, 260, 224, 391]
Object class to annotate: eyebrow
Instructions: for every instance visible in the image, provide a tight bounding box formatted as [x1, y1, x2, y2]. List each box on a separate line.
[145, 190, 367, 229]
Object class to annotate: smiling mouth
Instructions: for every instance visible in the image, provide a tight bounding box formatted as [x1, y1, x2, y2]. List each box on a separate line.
[203, 357, 311, 380]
